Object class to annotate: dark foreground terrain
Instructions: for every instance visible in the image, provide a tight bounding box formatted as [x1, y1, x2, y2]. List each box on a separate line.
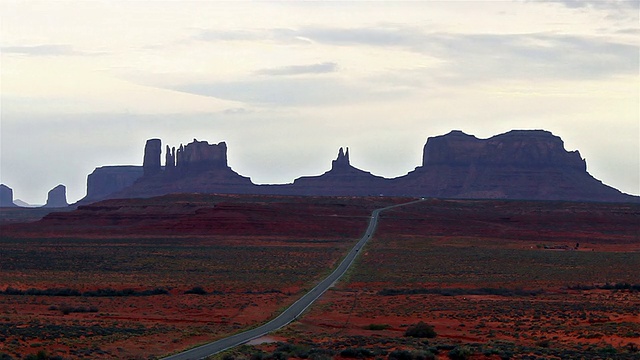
[0, 195, 638, 359]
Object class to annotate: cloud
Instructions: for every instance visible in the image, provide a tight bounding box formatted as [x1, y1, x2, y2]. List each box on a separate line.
[1, 44, 77, 56]
[196, 24, 637, 81]
[532, 0, 639, 20]
[171, 76, 406, 106]
[423, 33, 638, 81]
[292, 28, 638, 81]
[1, 44, 105, 57]
[255, 62, 338, 76]
[298, 26, 423, 47]
[538, 0, 639, 10]
[195, 28, 311, 45]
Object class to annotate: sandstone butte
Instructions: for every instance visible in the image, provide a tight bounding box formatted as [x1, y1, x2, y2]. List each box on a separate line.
[67, 129, 637, 204]
[44, 184, 69, 208]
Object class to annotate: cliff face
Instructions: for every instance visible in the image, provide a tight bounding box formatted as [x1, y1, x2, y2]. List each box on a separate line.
[85, 166, 144, 202]
[396, 130, 628, 201]
[422, 130, 585, 170]
[79, 130, 637, 203]
[44, 184, 69, 208]
[113, 138, 254, 199]
[0, 184, 16, 207]
[143, 139, 162, 177]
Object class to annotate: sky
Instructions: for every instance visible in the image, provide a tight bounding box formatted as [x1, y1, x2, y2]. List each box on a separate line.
[1, 0, 638, 204]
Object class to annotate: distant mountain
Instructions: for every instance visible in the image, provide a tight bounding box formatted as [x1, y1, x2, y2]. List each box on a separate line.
[78, 130, 638, 203]
[13, 199, 40, 208]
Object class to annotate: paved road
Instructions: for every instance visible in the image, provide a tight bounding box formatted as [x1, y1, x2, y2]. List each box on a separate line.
[162, 199, 424, 360]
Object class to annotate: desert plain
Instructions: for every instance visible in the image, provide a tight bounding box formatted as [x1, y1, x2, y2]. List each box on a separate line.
[0, 194, 638, 360]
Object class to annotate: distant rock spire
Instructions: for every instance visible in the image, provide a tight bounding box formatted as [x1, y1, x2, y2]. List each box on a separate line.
[44, 184, 68, 208]
[165, 145, 175, 172]
[331, 147, 351, 170]
[143, 139, 162, 176]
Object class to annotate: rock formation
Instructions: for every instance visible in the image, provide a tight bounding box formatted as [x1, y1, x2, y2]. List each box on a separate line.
[111, 139, 255, 199]
[143, 139, 162, 177]
[44, 184, 69, 208]
[175, 139, 228, 174]
[84, 166, 144, 202]
[0, 184, 16, 207]
[77, 130, 638, 204]
[394, 130, 629, 201]
[286, 147, 391, 196]
[165, 145, 176, 174]
[422, 130, 585, 170]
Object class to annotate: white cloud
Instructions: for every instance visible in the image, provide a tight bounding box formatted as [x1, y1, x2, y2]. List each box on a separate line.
[255, 62, 338, 76]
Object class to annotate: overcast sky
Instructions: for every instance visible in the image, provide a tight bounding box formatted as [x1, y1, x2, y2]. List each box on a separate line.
[1, 0, 638, 204]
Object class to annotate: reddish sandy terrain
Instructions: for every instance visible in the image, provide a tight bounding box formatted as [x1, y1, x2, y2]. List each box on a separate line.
[0, 194, 404, 359]
[1, 197, 638, 359]
[225, 200, 640, 360]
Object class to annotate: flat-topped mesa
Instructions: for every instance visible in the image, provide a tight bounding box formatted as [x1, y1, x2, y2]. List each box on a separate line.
[143, 139, 162, 176]
[85, 166, 143, 202]
[0, 184, 16, 207]
[175, 139, 228, 174]
[44, 184, 68, 208]
[331, 147, 351, 171]
[422, 130, 586, 171]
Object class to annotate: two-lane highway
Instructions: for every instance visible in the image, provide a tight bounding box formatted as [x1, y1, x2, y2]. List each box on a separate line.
[162, 198, 425, 360]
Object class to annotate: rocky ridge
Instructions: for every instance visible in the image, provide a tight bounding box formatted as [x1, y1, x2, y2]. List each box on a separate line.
[80, 130, 637, 203]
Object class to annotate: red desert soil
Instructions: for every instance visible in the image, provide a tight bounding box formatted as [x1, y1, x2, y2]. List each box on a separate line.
[224, 199, 640, 360]
[0, 194, 405, 359]
[1, 197, 638, 359]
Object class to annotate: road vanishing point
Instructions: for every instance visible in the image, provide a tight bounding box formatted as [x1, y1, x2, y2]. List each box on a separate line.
[162, 198, 425, 360]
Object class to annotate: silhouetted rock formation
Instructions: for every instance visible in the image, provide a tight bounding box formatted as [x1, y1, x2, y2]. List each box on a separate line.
[286, 147, 391, 196]
[174, 139, 228, 175]
[77, 130, 638, 203]
[44, 184, 69, 208]
[84, 166, 144, 203]
[394, 130, 630, 201]
[143, 139, 162, 177]
[165, 145, 176, 174]
[113, 139, 254, 199]
[0, 184, 16, 207]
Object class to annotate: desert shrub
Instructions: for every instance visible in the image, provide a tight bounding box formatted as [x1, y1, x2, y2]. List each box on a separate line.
[24, 351, 64, 360]
[448, 346, 472, 360]
[184, 286, 208, 295]
[1, 287, 81, 297]
[411, 350, 435, 360]
[388, 350, 412, 360]
[82, 287, 168, 297]
[625, 342, 639, 353]
[365, 324, 390, 330]
[387, 349, 434, 360]
[308, 348, 335, 360]
[340, 348, 373, 358]
[535, 339, 550, 348]
[268, 351, 289, 360]
[404, 322, 437, 338]
[379, 287, 542, 297]
[58, 305, 98, 315]
[598, 345, 617, 354]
